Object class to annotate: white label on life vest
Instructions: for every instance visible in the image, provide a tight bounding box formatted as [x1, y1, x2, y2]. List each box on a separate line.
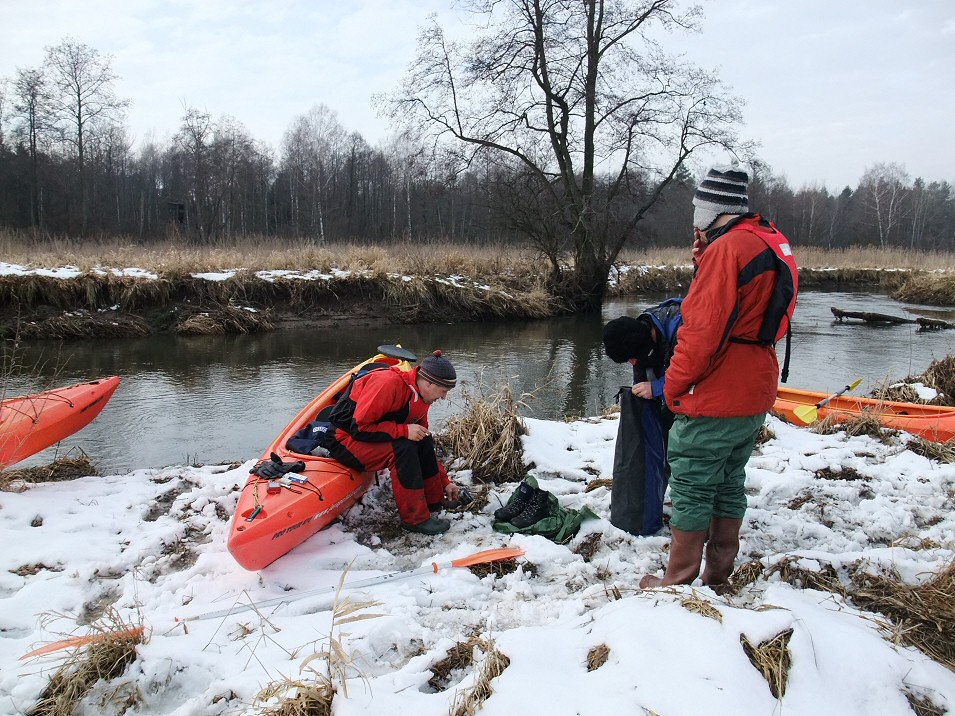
[780, 242, 792, 256]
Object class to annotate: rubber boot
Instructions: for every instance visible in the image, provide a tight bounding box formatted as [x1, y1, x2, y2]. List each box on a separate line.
[700, 517, 743, 588]
[639, 528, 706, 588]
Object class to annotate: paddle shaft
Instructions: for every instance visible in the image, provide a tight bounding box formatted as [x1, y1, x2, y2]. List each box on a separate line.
[816, 378, 863, 409]
[23, 547, 524, 661]
[183, 546, 523, 623]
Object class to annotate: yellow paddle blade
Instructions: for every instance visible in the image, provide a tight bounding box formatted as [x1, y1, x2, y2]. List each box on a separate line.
[792, 379, 863, 425]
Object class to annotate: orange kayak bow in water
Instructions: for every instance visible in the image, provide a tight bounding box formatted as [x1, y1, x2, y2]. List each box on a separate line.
[0, 376, 121, 469]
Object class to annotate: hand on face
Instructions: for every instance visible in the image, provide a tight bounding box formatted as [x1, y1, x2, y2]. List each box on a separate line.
[692, 228, 709, 266]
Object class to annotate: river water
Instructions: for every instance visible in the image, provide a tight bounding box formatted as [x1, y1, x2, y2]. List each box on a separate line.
[6, 290, 955, 474]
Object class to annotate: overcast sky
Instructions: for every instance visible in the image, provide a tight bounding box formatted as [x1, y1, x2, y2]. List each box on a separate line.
[1, 0, 952, 190]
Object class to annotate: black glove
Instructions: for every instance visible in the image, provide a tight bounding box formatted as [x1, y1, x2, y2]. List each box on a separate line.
[251, 452, 306, 479]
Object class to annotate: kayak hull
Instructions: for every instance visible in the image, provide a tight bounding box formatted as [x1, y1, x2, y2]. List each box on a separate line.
[0, 376, 121, 469]
[228, 352, 413, 571]
[774, 387, 955, 442]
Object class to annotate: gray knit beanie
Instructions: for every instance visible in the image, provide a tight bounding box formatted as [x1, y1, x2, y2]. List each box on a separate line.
[419, 349, 457, 388]
[693, 163, 749, 231]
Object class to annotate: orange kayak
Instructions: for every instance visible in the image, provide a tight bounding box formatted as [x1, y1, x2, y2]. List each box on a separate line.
[0, 376, 121, 470]
[774, 386, 955, 442]
[228, 347, 417, 571]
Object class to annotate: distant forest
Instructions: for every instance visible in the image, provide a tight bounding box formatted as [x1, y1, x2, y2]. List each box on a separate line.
[2, 39, 952, 252]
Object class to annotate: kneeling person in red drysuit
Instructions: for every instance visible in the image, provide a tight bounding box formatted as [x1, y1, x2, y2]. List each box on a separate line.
[321, 350, 462, 535]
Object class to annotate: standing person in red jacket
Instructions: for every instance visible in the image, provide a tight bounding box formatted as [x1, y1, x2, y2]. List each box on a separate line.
[641, 163, 796, 589]
[321, 350, 462, 535]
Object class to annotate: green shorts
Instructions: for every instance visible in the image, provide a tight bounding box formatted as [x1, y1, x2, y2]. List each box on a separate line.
[666, 413, 766, 532]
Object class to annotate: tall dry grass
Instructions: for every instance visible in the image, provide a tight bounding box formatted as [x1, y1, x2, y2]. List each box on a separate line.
[5, 229, 955, 274]
[0, 231, 549, 280]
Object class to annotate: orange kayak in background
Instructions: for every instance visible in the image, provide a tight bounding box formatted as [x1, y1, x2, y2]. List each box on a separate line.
[0, 376, 121, 469]
[774, 386, 955, 442]
[228, 346, 417, 571]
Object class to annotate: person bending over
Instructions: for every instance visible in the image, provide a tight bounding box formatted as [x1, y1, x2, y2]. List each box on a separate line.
[320, 350, 462, 535]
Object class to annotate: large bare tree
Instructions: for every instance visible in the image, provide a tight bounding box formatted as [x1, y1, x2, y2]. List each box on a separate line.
[386, 0, 743, 309]
[44, 37, 128, 233]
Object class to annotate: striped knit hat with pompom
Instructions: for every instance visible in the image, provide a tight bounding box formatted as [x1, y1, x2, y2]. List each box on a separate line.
[419, 350, 457, 388]
[693, 163, 749, 231]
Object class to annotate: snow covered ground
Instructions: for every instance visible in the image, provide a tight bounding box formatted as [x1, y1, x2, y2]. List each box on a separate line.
[1, 413, 954, 715]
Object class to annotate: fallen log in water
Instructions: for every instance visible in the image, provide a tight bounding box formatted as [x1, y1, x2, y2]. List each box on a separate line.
[830, 307, 955, 330]
[916, 317, 955, 330]
[830, 307, 915, 324]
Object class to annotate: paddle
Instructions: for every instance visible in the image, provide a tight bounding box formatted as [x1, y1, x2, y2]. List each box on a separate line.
[181, 546, 525, 623]
[19, 546, 524, 659]
[793, 378, 863, 424]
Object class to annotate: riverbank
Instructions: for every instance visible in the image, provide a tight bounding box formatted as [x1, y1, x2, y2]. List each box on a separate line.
[2, 240, 954, 339]
[2, 412, 954, 715]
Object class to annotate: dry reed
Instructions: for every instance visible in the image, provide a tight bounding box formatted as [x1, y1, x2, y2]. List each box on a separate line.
[448, 638, 511, 716]
[848, 560, 955, 672]
[254, 568, 381, 715]
[437, 381, 529, 484]
[586, 644, 610, 671]
[728, 560, 765, 593]
[14, 312, 151, 340]
[428, 635, 484, 691]
[26, 609, 145, 716]
[766, 555, 846, 595]
[757, 555, 955, 673]
[680, 591, 724, 623]
[892, 274, 955, 306]
[0, 455, 97, 492]
[740, 628, 793, 699]
[905, 437, 955, 463]
[174, 306, 274, 335]
[872, 356, 955, 407]
[584, 477, 613, 492]
[572, 532, 603, 562]
[810, 411, 898, 443]
[905, 691, 947, 716]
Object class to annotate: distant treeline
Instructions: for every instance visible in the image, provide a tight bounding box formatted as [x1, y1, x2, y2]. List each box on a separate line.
[1, 40, 952, 251]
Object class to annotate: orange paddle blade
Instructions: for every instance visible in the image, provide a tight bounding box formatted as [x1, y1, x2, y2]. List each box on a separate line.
[20, 625, 145, 660]
[450, 546, 524, 568]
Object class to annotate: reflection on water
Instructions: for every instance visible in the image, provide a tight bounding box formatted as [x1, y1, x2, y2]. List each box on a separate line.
[7, 290, 955, 473]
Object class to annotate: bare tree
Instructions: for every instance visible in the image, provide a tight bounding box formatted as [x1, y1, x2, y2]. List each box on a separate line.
[280, 105, 348, 243]
[0, 78, 8, 149]
[10, 67, 52, 228]
[173, 108, 214, 241]
[385, 0, 743, 309]
[859, 162, 909, 248]
[43, 37, 129, 233]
